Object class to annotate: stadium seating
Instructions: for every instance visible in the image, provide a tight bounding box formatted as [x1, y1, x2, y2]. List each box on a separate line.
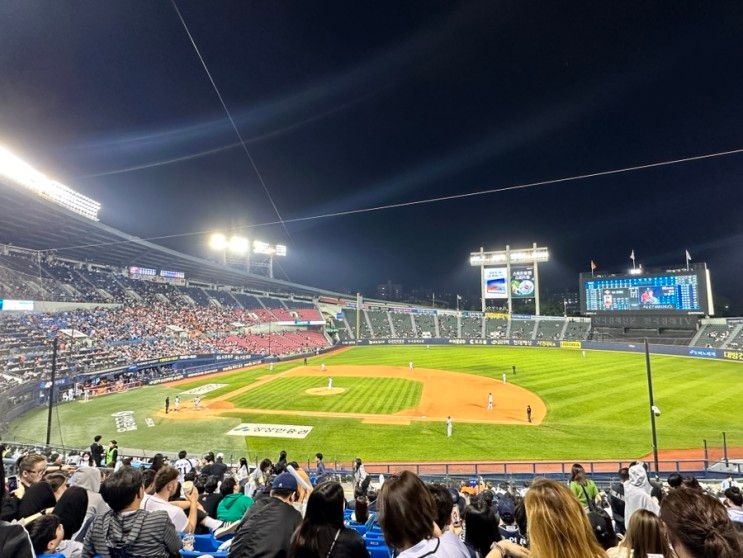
[366, 309, 392, 338]
[485, 316, 508, 339]
[692, 323, 736, 348]
[438, 314, 457, 338]
[343, 309, 373, 338]
[563, 320, 590, 341]
[413, 313, 436, 338]
[460, 315, 482, 338]
[510, 319, 537, 340]
[389, 312, 415, 338]
[535, 319, 564, 341]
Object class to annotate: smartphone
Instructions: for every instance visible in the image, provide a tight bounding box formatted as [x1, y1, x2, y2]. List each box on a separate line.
[7, 475, 18, 492]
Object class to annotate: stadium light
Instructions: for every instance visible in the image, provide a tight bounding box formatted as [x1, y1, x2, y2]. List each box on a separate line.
[470, 243, 549, 315]
[209, 233, 228, 251]
[0, 145, 101, 220]
[228, 235, 249, 254]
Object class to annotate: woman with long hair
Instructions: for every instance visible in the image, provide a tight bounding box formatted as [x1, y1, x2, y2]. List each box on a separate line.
[660, 487, 742, 558]
[237, 457, 250, 483]
[464, 498, 500, 558]
[522, 478, 607, 558]
[290, 481, 367, 558]
[149, 453, 166, 473]
[607, 509, 672, 558]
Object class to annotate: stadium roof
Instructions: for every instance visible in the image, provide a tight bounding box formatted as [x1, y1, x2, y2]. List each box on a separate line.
[0, 176, 348, 298]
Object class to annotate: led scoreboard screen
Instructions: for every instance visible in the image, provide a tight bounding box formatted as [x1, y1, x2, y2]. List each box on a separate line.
[580, 270, 711, 314]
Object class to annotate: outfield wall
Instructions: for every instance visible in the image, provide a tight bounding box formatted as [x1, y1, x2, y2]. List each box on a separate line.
[339, 338, 743, 363]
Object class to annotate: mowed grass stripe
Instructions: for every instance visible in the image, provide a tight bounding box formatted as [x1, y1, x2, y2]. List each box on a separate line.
[228, 376, 422, 414]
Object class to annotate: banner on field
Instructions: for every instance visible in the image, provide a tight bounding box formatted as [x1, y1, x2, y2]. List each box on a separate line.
[181, 383, 227, 396]
[112, 411, 137, 432]
[226, 423, 313, 439]
[561, 341, 582, 349]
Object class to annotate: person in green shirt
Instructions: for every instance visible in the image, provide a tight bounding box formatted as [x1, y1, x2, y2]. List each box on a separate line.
[216, 477, 253, 522]
[569, 463, 599, 510]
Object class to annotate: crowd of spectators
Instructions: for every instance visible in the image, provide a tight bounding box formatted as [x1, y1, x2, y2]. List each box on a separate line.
[1, 440, 742, 558]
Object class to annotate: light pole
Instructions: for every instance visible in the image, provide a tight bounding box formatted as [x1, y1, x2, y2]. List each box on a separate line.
[645, 338, 661, 477]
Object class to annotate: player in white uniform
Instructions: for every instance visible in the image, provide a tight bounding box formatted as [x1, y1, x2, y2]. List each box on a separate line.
[320, 362, 327, 372]
[409, 361, 414, 371]
[328, 377, 333, 390]
[487, 392, 493, 411]
[582, 350, 586, 359]
[446, 416, 453, 437]
[502, 373, 507, 384]
[174, 395, 181, 412]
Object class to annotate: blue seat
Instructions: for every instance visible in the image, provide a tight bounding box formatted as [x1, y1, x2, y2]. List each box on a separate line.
[367, 546, 391, 558]
[193, 534, 219, 552]
[347, 521, 367, 536]
[364, 537, 387, 547]
[38, 554, 66, 558]
[180, 550, 229, 558]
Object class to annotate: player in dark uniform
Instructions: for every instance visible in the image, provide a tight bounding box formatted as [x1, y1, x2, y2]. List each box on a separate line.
[526, 405, 532, 423]
[165, 396, 170, 414]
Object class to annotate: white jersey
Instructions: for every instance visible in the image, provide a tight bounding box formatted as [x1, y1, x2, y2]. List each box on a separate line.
[174, 458, 193, 481]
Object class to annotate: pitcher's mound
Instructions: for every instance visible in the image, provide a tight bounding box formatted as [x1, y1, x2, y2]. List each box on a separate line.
[305, 387, 346, 396]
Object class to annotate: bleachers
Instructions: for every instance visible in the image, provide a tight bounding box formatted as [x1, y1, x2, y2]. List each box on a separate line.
[438, 314, 457, 338]
[389, 312, 415, 338]
[206, 289, 239, 308]
[535, 319, 564, 341]
[413, 313, 436, 337]
[510, 319, 536, 340]
[460, 315, 482, 338]
[563, 320, 590, 341]
[692, 323, 735, 348]
[343, 309, 373, 338]
[485, 317, 508, 339]
[366, 309, 392, 338]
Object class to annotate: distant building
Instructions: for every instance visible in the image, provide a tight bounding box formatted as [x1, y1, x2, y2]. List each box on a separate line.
[377, 280, 403, 300]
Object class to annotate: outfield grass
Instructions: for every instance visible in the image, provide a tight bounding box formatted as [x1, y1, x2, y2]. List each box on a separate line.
[8, 346, 743, 462]
[228, 376, 422, 414]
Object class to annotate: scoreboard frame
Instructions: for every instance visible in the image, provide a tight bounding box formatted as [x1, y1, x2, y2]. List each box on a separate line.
[579, 264, 714, 316]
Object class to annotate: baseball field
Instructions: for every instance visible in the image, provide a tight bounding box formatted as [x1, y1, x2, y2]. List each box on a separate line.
[8, 345, 743, 463]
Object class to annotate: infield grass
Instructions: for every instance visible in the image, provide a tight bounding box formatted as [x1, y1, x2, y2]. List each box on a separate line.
[8, 346, 743, 462]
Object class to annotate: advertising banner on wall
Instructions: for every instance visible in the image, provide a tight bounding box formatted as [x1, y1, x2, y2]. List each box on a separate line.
[484, 268, 536, 299]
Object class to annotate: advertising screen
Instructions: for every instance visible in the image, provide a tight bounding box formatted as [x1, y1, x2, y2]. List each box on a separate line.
[0, 299, 34, 311]
[160, 270, 185, 279]
[511, 267, 535, 299]
[581, 272, 706, 313]
[129, 266, 156, 277]
[484, 268, 508, 299]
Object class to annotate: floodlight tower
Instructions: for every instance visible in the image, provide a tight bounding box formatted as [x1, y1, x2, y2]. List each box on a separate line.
[208, 234, 286, 278]
[469, 242, 549, 315]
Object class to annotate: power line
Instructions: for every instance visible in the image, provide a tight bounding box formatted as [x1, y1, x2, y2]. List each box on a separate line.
[45, 144, 743, 253]
[170, 0, 293, 243]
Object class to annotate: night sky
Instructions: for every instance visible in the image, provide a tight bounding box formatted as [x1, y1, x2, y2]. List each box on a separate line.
[1, 1, 742, 310]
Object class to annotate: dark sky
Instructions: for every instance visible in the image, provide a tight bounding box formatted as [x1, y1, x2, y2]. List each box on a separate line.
[1, 1, 742, 308]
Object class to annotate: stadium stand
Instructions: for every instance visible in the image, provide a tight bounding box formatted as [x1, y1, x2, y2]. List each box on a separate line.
[484, 315, 508, 339]
[563, 319, 591, 341]
[437, 314, 458, 338]
[535, 319, 564, 341]
[365, 308, 392, 338]
[460, 315, 482, 338]
[342, 309, 373, 339]
[509, 319, 537, 340]
[692, 322, 736, 348]
[389, 311, 415, 338]
[413, 313, 436, 338]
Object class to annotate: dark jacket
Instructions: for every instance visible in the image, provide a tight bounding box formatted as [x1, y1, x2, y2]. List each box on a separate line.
[0, 520, 34, 558]
[608, 481, 625, 525]
[291, 527, 368, 558]
[83, 508, 181, 558]
[90, 442, 104, 466]
[229, 496, 302, 558]
[200, 492, 224, 519]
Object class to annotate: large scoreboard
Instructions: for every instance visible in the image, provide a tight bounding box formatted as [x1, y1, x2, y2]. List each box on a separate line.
[579, 265, 714, 316]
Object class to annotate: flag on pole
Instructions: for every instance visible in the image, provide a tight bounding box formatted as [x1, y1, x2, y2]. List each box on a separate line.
[456, 294, 462, 301]
[630, 249, 635, 262]
[590, 260, 597, 276]
[685, 249, 691, 270]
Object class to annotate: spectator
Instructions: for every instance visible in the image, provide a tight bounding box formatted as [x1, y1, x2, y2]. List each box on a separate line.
[246, 458, 272, 498]
[289, 481, 368, 558]
[229, 471, 303, 558]
[83, 466, 181, 558]
[200, 475, 223, 519]
[45, 471, 69, 501]
[290, 461, 312, 503]
[523, 478, 606, 558]
[275, 450, 288, 475]
[141, 468, 156, 494]
[496, 496, 527, 548]
[723, 486, 743, 532]
[26, 513, 65, 556]
[211, 453, 229, 481]
[660, 487, 742, 558]
[667, 473, 683, 489]
[217, 477, 254, 522]
[607, 508, 671, 558]
[465, 497, 500, 558]
[90, 435, 104, 467]
[174, 450, 193, 482]
[236, 457, 250, 484]
[0, 453, 47, 521]
[623, 463, 659, 526]
[315, 453, 326, 476]
[149, 453, 166, 473]
[608, 467, 628, 536]
[70, 466, 108, 532]
[140, 465, 199, 533]
[353, 496, 368, 525]
[428, 484, 469, 557]
[569, 463, 600, 511]
[53, 485, 88, 545]
[104, 441, 118, 468]
[0, 520, 34, 558]
[352, 458, 368, 493]
[18, 481, 57, 521]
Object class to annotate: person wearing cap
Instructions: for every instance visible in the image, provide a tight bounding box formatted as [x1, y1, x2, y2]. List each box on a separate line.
[497, 496, 527, 547]
[229, 471, 302, 558]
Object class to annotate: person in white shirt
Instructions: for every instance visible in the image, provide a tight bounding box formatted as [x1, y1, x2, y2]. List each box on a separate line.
[409, 361, 414, 371]
[487, 393, 493, 411]
[140, 466, 199, 533]
[446, 417, 453, 438]
[173, 450, 193, 482]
